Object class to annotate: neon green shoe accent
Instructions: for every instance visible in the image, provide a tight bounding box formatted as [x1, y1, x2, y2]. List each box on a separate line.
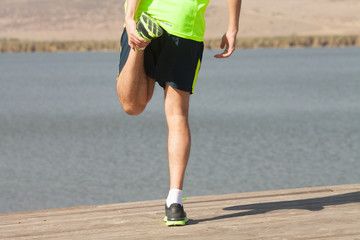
[136, 12, 163, 41]
[164, 216, 189, 226]
[182, 189, 188, 201]
[136, 32, 151, 42]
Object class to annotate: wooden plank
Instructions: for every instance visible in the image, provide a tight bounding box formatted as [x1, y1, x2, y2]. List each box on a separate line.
[0, 184, 359, 240]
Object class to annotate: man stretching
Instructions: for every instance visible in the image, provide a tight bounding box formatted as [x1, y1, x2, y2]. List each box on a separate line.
[117, 0, 242, 226]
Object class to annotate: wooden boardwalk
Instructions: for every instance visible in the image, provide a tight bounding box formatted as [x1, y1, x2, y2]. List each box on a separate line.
[1, 184, 359, 239]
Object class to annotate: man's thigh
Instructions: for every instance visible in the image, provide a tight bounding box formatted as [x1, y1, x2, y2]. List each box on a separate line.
[164, 83, 190, 118]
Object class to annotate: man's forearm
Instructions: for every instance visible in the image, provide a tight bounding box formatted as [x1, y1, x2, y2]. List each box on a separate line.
[125, 0, 140, 21]
[227, 0, 242, 34]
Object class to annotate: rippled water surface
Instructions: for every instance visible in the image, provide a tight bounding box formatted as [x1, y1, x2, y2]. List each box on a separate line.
[1, 47, 359, 213]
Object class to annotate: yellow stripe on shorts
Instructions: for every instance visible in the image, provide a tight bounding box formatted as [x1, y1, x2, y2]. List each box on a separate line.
[192, 59, 201, 94]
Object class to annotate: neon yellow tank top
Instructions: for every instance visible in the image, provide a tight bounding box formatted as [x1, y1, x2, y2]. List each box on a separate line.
[127, 0, 210, 42]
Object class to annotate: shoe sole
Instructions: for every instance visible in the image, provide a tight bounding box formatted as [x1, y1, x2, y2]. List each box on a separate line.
[163, 216, 189, 226]
[136, 12, 163, 41]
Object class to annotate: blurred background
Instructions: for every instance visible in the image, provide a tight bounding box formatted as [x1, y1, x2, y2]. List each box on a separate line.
[0, 0, 359, 214]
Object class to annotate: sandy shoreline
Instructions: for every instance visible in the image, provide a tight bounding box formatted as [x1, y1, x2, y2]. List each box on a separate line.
[1, 0, 359, 41]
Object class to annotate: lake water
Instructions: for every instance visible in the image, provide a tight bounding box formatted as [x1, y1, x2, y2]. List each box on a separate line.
[1, 47, 359, 214]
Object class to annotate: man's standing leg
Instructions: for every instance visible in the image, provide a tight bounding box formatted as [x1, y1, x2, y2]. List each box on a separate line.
[164, 84, 191, 189]
[163, 83, 191, 226]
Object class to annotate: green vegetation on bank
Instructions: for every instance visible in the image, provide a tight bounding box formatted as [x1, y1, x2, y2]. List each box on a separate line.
[1, 35, 359, 53]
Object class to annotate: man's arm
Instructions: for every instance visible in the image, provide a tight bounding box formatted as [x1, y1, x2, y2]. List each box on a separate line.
[125, 0, 148, 50]
[214, 0, 242, 58]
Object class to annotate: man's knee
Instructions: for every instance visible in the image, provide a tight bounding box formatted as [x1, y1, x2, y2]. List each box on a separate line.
[116, 93, 146, 115]
[121, 102, 146, 116]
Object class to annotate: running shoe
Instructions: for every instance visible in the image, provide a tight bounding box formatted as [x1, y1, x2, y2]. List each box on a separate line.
[136, 12, 163, 41]
[164, 203, 189, 226]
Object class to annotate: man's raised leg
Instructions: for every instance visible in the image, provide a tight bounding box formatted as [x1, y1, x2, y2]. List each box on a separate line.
[117, 49, 155, 115]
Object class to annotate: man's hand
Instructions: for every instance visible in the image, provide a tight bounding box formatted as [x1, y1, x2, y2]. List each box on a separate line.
[125, 17, 149, 51]
[214, 31, 237, 58]
[215, 0, 242, 58]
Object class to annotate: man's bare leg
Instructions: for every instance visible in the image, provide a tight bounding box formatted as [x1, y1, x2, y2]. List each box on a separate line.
[117, 49, 155, 115]
[164, 84, 191, 190]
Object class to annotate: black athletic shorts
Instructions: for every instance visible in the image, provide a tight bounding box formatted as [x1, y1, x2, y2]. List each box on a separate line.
[118, 28, 204, 94]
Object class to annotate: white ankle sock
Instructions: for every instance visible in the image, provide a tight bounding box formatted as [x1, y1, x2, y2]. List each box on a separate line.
[166, 189, 183, 207]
